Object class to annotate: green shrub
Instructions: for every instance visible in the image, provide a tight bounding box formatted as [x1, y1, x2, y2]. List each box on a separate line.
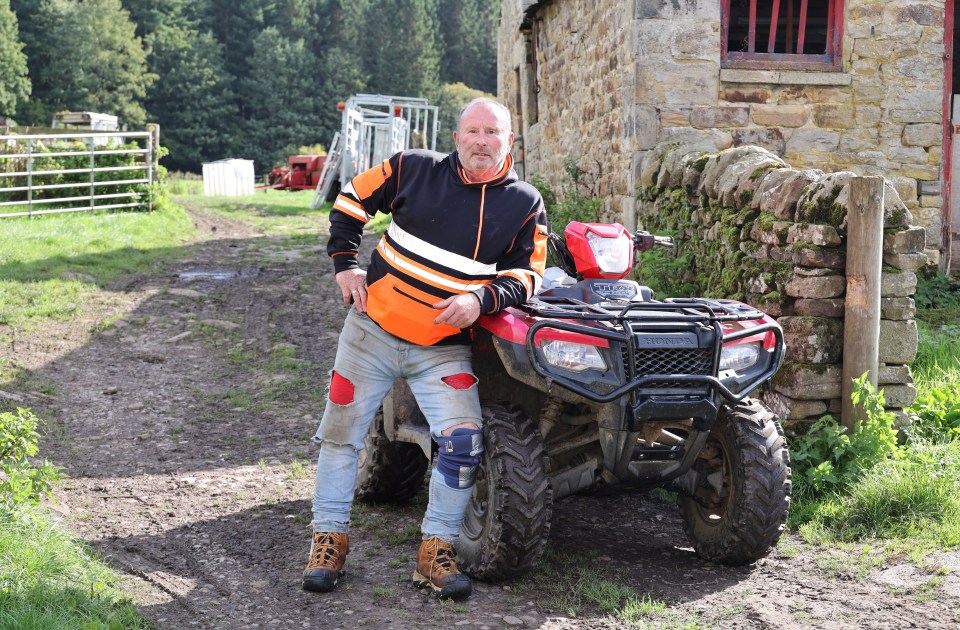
[0, 408, 64, 510]
[914, 270, 960, 310]
[635, 242, 702, 298]
[907, 388, 960, 442]
[789, 374, 899, 500]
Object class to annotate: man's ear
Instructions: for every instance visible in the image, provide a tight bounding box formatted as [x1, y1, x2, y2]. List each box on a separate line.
[452, 131, 459, 148]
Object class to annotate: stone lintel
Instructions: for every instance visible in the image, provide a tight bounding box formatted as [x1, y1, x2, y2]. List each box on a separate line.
[720, 69, 852, 85]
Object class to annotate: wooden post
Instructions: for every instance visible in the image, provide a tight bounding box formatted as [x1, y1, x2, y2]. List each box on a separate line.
[841, 176, 884, 430]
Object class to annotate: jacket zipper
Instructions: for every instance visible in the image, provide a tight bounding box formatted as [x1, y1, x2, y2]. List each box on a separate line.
[393, 286, 435, 308]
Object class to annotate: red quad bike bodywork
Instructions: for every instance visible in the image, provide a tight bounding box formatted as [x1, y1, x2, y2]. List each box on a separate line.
[356, 221, 792, 581]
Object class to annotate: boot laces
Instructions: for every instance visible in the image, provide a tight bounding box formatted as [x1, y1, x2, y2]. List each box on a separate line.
[307, 533, 345, 571]
[427, 540, 458, 576]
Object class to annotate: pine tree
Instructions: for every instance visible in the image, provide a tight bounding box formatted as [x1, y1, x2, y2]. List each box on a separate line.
[438, 0, 498, 93]
[146, 24, 236, 172]
[205, 0, 270, 116]
[0, 0, 30, 118]
[361, 0, 441, 100]
[18, 0, 155, 127]
[241, 27, 326, 172]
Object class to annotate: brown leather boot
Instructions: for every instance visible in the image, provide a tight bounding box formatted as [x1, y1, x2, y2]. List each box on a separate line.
[412, 537, 472, 600]
[302, 531, 349, 593]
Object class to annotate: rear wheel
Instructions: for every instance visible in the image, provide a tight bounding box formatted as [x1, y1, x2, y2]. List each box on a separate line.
[457, 402, 552, 580]
[677, 398, 791, 565]
[355, 408, 429, 503]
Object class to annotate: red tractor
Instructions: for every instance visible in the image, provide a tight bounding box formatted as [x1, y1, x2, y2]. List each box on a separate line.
[266, 155, 327, 191]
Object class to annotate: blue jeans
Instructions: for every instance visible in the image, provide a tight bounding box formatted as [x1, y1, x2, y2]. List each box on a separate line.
[311, 309, 483, 543]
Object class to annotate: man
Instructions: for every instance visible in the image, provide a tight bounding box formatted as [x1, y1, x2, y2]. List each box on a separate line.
[302, 98, 547, 600]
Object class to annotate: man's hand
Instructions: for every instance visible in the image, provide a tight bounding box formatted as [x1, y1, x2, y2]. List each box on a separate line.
[433, 293, 481, 329]
[336, 269, 368, 312]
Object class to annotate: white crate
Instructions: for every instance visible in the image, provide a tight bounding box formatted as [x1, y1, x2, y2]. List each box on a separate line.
[202, 159, 255, 196]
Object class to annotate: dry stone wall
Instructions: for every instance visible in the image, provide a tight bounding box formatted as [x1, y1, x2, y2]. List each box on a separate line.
[638, 141, 923, 425]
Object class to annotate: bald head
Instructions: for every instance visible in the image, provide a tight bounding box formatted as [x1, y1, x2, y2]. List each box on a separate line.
[457, 98, 512, 134]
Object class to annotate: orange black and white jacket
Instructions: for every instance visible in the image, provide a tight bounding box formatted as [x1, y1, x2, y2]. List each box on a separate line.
[327, 149, 548, 346]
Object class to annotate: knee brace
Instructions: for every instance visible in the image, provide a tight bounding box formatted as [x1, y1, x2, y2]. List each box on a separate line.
[435, 428, 483, 489]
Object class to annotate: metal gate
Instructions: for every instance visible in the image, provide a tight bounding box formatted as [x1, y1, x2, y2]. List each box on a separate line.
[312, 94, 439, 209]
[0, 130, 155, 218]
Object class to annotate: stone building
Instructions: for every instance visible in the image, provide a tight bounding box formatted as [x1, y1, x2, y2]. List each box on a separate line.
[499, 0, 957, 271]
[498, 0, 956, 423]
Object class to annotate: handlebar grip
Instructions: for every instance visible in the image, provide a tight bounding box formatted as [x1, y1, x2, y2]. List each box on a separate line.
[634, 232, 656, 251]
[634, 231, 673, 250]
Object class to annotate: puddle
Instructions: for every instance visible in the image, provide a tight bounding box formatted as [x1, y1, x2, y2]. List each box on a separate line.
[178, 268, 260, 282]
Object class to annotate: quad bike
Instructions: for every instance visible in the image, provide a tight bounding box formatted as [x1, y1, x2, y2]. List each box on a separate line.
[355, 221, 791, 579]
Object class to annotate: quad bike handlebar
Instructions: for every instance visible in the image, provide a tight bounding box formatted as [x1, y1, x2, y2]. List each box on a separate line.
[633, 231, 673, 251]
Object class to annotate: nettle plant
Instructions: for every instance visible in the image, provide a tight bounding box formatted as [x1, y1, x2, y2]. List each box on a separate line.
[789, 374, 899, 499]
[0, 408, 64, 509]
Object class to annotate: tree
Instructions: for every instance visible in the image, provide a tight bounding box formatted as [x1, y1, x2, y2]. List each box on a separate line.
[18, 0, 155, 127]
[146, 24, 236, 172]
[241, 27, 326, 172]
[266, 0, 322, 41]
[121, 0, 192, 38]
[360, 0, 441, 100]
[307, 0, 369, 143]
[0, 0, 30, 118]
[205, 0, 269, 117]
[438, 0, 498, 93]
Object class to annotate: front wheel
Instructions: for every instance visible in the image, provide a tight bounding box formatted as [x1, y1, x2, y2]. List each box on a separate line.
[677, 398, 791, 565]
[457, 402, 552, 580]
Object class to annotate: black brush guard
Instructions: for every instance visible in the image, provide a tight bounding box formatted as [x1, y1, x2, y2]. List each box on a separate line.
[520, 296, 785, 408]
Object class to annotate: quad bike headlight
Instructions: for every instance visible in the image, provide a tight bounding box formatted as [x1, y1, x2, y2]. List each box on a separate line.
[541, 340, 607, 373]
[719, 342, 762, 372]
[586, 231, 632, 275]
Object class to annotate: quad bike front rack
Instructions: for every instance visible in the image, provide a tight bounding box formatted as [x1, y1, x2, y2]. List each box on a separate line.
[520, 296, 785, 406]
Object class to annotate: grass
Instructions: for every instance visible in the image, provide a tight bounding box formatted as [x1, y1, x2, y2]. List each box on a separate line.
[912, 319, 960, 401]
[170, 186, 331, 236]
[813, 440, 960, 547]
[0, 505, 148, 629]
[0, 205, 195, 330]
[517, 548, 699, 628]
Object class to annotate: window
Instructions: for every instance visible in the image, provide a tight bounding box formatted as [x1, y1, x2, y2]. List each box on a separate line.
[722, 0, 844, 71]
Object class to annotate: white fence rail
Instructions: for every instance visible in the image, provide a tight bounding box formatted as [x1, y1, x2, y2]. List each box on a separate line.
[0, 130, 155, 218]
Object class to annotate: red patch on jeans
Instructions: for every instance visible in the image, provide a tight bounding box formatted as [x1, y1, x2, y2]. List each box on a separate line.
[441, 373, 477, 390]
[329, 371, 355, 405]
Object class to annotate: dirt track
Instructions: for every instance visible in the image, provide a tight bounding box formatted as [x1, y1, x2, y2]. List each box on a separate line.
[3, 205, 959, 629]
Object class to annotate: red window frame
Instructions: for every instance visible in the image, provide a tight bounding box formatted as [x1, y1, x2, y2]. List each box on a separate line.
[721, 0, 845, 71]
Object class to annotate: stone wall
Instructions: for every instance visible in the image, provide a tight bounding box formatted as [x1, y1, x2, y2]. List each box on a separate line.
[499, 0, 637, 222]
[499, 0, 948, 265]
[638, 141, 923, 424]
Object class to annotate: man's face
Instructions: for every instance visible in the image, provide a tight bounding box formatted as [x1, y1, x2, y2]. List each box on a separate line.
[453, 103, 514, 179]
